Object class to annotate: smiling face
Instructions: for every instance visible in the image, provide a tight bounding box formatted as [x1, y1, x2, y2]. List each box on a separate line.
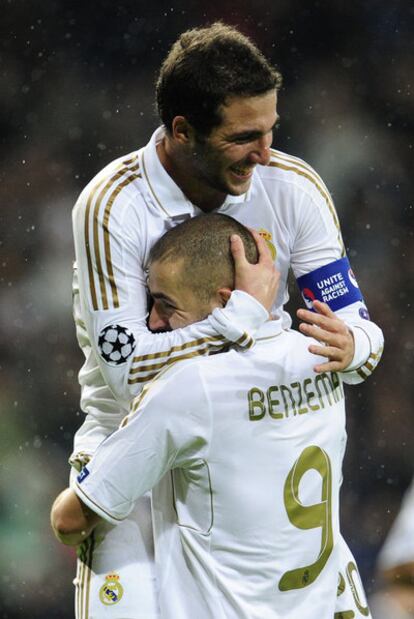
[188, 90, 278, 197]
[148, 257, 222, 331]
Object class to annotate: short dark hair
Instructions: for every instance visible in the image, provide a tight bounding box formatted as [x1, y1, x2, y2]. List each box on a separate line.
[156, 22, 282, 136]
[149, 213, 258, 303]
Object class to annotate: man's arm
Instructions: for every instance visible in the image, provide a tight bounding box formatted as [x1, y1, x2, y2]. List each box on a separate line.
[73, 174, 277, 408]
[297, 301, 355, 371]
[51, 488, 102, 546]
[59, 361, 210, 531]
[286, 160, 384, 384]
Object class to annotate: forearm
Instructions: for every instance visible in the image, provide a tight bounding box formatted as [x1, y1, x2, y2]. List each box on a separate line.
[80, 289, 267, 404]
[338, 305, 384, 384]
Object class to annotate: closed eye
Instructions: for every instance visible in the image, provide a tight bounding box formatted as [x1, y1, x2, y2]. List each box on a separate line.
[230, 120, 280, 144]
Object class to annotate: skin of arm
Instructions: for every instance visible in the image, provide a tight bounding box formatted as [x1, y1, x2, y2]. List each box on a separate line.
[50, 488, 101, 546]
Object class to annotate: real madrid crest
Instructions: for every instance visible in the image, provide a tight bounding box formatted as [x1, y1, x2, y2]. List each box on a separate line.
[257, 228, 277, 261]
[99, 573, 124, 606]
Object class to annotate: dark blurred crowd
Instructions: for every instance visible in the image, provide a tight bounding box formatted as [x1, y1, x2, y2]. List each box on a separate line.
[0, 1, 412, 617]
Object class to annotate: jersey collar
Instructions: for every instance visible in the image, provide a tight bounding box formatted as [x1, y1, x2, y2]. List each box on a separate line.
[255, 318, 284, 341]
[141, 126, 251, 218]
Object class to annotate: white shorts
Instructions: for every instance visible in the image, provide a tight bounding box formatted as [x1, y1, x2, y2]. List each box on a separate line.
[335, 536, 372, 618]
[74, 494, 160, 619]
[377, 479, 414, 571]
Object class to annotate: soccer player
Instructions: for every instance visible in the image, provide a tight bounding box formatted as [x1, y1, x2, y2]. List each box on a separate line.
[69, 22, 383, 618]
[53, 214, 371, 618]
[369, 479, 414, 618]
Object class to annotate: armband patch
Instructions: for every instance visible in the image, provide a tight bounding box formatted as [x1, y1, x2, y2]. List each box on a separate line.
[359, 306, 370, 320]
[98, 324, 136, 366]
[297, 257, 363, 312]
[77, 467, 90, 483]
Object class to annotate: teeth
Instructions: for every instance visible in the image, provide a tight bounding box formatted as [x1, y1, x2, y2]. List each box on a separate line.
[232, 165, 251, 176]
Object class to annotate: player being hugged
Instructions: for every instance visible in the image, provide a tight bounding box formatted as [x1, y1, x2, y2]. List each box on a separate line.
[52, 214, 372, 619]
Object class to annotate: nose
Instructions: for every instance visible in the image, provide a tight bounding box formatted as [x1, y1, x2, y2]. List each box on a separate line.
[149, 305, 170, 331]
[249, 133, 272, 166]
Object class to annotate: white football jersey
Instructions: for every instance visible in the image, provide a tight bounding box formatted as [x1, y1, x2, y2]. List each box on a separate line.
[71, 127, 383, 461]
[75, 321, 355, 619]
[377, 478, 414, 571]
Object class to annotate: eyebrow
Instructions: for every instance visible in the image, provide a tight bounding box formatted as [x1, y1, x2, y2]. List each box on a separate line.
[151, 292, 176, 305]
[227, 116, 280, 141]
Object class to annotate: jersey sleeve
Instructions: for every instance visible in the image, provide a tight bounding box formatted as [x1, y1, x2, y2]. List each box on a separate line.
[289, 166, 384, 385]
[72, 168, 267, 410]
[73, 362, 210, 524]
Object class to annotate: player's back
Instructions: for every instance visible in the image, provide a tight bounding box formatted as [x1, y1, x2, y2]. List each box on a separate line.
[153, 320, 347, 619]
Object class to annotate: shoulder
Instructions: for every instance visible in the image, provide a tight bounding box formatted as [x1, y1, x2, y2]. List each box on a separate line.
[281, 328, 332, 371]
[256, 148, 333, 204]
[131, 357, 210, 415]
[73, 149, 147, 219]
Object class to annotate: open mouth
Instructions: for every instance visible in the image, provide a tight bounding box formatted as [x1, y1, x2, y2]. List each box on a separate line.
[230, 164, 254, 179]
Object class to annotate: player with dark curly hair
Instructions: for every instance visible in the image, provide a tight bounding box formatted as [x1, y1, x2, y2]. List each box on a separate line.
[66, 22, 382, 618]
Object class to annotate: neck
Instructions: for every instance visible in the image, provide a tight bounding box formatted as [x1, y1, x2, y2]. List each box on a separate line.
[157, 138, 226, 212]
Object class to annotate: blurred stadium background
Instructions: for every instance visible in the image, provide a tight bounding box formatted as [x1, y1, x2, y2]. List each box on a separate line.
[0, 1, 412, 617]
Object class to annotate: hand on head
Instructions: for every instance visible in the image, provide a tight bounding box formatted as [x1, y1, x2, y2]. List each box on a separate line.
[231, 229, 279, 315]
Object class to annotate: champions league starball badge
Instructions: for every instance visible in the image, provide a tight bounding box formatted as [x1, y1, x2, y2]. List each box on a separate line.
[98, 324, 136, 366]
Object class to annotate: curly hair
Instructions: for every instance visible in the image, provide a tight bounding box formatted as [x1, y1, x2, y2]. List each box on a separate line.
[156, 22, 282, 136]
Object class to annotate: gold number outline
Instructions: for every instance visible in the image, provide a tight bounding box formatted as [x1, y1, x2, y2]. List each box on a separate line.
[279, 445, 333, 591]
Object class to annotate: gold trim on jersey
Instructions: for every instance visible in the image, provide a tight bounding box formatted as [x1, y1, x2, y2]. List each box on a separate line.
[128, 332, 253, 385]
[236, 332, 254, 348]
[142, 150, 171, 217]
[129, 334, 226, 382]
[357, 346, 383, 380]
[171, 459, 214, 534]
[129, 346, 219, 375]
[128, 345, 223, 384]
[269, 150, 345, 256]
[76, 485, 125, 524]
[255, 332, 283, 343]
[121, 363, 176, 426]
[75, 531, 95, 619]
[121, 385, 151, 425]
[130, 334, 225, 365]
[84, 155, 141, 311]
[123, 368, 169, 428]
[123, 356, 199, 428]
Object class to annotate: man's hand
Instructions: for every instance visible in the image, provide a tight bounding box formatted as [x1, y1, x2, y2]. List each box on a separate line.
[51, 487, 101, 546]
[297, 300, 355, 372]
[231, 230, 279, 314]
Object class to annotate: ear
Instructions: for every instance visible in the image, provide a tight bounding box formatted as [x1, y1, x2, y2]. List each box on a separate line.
[217, 287, 232, 307]
[171, 116, 194, 144]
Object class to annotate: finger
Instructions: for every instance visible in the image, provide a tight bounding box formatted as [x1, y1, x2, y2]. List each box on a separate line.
[313, 360, 344, 373]
[249, 229, 273, 263]
[311, 300, 336, 317]
[299, 322, 334, 342]
[308, 344, 341, 358]
[230, 234, 247, 266]
[297, 311, 344, 334]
